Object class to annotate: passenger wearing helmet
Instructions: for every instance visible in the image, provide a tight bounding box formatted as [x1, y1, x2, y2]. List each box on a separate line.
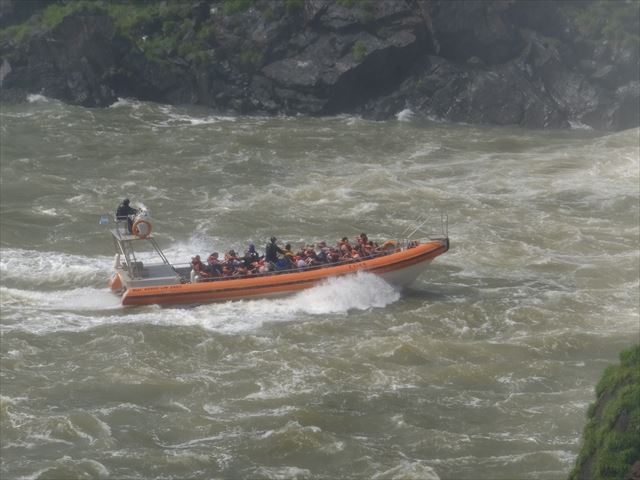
[242, 244, 261, 269]
[115, 198, 138, 233]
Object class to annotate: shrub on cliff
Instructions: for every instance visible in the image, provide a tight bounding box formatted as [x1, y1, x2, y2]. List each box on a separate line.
[570, 344, 640, 480]
[566, 0, 640, 52]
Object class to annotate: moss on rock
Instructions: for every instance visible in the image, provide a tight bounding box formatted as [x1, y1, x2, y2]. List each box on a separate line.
[570, 344, 640, 480]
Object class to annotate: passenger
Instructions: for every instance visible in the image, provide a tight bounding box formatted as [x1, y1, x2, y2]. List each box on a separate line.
[242, 244, 261, 268]
[357, 233, 369, 256]
[338, 236, 352, 257]
[115, 198, 138, 233]
[282, 243, 295, 259]
[223, 249, 242, 276]
[245, 256, 263, 274]
[304, 248, 320, 266]
[275, 256, 293, 271]
[364, 240, 377, 257]
[265, 237, 285, 266]
[295, 256, 307, 269]
[258, 260, 272, 274]
[206, 252, 223, 277]
[316, 241, 328, 263]
[190, 255, 206, 283]
[225, 249, 241, 265]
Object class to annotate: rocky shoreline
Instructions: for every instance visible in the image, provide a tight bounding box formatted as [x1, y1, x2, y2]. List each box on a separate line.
[1, 0, 638, 130]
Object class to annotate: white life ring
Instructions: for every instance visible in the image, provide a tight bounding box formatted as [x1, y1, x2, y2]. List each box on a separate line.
[132, 219, 152, 239]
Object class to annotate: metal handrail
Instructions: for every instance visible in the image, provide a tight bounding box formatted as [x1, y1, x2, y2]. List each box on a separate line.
[402, 213, 448, 240]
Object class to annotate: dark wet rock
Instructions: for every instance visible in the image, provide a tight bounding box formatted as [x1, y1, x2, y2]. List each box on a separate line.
[0, 0, 638, 130]
[365, 54, 568, 127]
[0, 85, 26, 104]
[0, 0, 48, 28]
[1, 11, 121, 107]
[430, 0, 523, 65]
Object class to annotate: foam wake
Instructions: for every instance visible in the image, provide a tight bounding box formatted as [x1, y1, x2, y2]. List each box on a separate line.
[0, 248, 113, 289]
[1, 272, 400, 335]
[185, 271, 401, 334]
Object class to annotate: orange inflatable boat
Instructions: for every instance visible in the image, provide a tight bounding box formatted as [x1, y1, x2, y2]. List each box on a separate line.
[108, 213, 449, 307]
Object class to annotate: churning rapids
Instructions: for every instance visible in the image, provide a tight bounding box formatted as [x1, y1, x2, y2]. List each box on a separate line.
[1, 96, 638, 480]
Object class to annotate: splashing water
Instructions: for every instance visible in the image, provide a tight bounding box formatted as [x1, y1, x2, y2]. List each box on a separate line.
[1, 100, 637, 480]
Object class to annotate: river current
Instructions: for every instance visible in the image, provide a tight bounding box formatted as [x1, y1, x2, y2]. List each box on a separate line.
[1, 96, 638, 480]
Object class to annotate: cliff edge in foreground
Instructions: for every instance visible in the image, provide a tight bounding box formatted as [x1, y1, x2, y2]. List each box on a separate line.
[570, 344, 640, 480]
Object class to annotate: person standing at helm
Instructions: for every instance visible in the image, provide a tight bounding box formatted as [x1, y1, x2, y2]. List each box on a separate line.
[115, 198, 138, 233]
[265, 237, 285, 268]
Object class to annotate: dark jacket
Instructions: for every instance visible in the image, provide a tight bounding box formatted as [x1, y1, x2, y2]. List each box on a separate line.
[116, 203, 137, 219]
[265, 241, 284, 263]
[243, 251, 261, 268]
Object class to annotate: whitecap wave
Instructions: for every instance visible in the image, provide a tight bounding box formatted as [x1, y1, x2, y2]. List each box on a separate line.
[26, 93, 51, 103]
[157, 104, 237, 127]
[108, 97, 143, 109]
[0, 248, 114, 288]
[396, 108, 415, 122]
[568, 120, 592, 130]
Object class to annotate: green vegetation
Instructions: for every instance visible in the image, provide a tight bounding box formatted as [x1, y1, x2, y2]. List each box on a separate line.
[106, 2, 191, 33]
[284, 0, 304, 14]
[336, 0, 375, 26]
[337, 0, 367, 7]
[1, 0, 100, 43]
[569, 1, 640, 50]
[337, 0, 373, 12]
[353, 40, 367, 63]
[569, 344, 640, 480]
[0, 0, 225, 66]
[1, 23, 31, 44]
[239, 49, 263, 72]
[222, 0, 255, 16]
[114, 7, 207, 64]
[39, 1, 101, 28]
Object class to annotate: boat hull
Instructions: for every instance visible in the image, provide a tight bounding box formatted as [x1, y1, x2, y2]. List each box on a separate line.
[118, 239, 448, 307]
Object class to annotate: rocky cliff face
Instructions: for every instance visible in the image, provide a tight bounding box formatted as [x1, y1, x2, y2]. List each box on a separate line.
[1, 0, 638, 130]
